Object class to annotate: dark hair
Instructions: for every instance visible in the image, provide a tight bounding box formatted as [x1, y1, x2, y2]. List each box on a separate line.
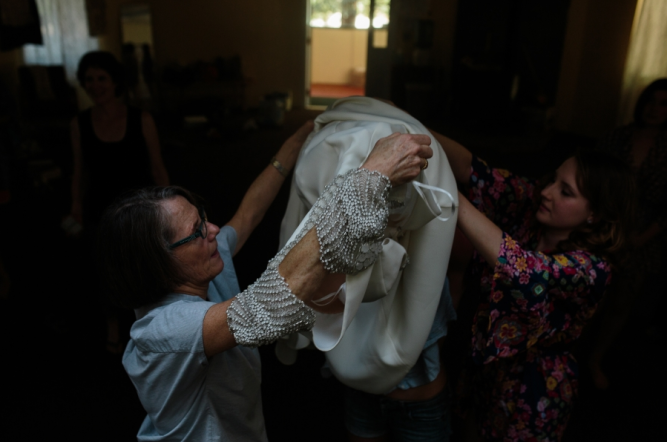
[536, 151, 636, 265]
[76, 51, 126, 97]
[633, 78, 667, 129]
[97, 186, 203, 309]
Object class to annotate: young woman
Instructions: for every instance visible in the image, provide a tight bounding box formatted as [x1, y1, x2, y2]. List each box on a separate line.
[431, 130, 636, 441]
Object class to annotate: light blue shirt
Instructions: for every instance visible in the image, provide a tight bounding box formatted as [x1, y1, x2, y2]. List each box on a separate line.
[393, 277, 457, 390]
[123, 226, 267, 442]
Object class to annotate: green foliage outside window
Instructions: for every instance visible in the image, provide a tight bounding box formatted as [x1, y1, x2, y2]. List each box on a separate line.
[310, 0, 390, 29]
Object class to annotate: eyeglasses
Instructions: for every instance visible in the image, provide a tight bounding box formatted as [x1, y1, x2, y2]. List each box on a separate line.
[168, 207, 208, 250]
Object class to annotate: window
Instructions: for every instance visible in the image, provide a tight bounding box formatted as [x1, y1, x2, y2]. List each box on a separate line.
[617, 0, 667, 124]
[310, 0, 390, 30]
[22, 0, 98, 83]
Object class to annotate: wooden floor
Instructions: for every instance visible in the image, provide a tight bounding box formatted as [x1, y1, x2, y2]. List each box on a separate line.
[310, 83, 365, 98]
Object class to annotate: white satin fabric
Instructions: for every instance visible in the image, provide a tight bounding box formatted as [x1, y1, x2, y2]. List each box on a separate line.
[278, 97, 458, 394]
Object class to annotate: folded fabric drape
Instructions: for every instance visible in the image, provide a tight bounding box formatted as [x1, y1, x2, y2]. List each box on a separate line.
[278, 97, 458, 394]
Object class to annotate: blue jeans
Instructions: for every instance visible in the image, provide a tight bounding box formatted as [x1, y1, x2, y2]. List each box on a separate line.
[344, 386, 452, 441]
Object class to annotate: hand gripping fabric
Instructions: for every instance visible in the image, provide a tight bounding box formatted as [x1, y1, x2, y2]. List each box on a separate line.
[227, 168, 391, 347]
[277, 96, 458, 393]
[313, 168, 391, 274]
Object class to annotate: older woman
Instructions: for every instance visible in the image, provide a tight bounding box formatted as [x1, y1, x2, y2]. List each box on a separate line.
[96, 123, 433, 441]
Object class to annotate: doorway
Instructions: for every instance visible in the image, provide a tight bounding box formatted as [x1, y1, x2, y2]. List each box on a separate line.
[306, 0, 390, 108]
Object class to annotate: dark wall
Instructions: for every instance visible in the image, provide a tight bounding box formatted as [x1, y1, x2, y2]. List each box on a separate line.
[452, 0, 570, 121]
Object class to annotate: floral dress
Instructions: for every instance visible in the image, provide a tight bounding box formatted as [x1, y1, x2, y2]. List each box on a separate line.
[466, 157, 612, 441]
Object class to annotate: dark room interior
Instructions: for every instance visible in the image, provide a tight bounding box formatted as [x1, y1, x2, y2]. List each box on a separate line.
[0, 0, 665, 440]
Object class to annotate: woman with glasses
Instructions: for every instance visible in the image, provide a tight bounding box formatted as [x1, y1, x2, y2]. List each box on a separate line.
[96, 124, 433, 442]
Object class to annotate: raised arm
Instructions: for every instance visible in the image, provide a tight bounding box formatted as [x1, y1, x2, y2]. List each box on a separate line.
[202, 132, 433, 357]
[428, 128, 472, 184]
[456, 190, 503, 265]
[226, 121, 314, 256]
[473, 233, 611, 364]
[70, 117, 84, 225]
[141, 111, 170, 186]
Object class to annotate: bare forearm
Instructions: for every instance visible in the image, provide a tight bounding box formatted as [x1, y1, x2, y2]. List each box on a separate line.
[278, 228, 328, 301]
[70, 118, 83, 218]
[205, 229, 328, 357]
[236, 126, 310, 222]
[151, 163, 170, 186]
[208, 131, 434, 354]
[305, 272, 346, 313]
[457, 191, 503, 265]
[230, 164, 287, 247]
[71, 172, 82, 210]
[227, 121, 314, 255]
[428, 129, 472, 184]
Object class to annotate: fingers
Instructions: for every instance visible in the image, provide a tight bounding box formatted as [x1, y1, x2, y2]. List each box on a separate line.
[394, 136, 433, 184]
[362, 132, 435, 185]
[382, 133, 431, 148]
[416, 143, 433, 160]
[408, 133, 432, 146]
[391, 134, 433, 159]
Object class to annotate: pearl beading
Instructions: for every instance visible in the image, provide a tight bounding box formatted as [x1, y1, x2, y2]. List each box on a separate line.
[226, 266, 316, 348]
[311, 168, 391, 273]
[227, 168, 391, 348]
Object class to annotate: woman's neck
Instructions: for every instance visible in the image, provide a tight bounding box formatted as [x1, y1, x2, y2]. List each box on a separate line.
[173, 281, 209, 300]
[537, 228, 571, 252]
[94, 98, 124, 118]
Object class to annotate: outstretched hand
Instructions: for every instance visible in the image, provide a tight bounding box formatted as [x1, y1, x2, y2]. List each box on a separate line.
[274, 120, 315, 171]
[362, 133, 433, 186]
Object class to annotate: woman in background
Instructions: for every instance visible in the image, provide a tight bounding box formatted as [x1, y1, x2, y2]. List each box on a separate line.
[589, 78, 667, 389]
[69, 50, 169, 353]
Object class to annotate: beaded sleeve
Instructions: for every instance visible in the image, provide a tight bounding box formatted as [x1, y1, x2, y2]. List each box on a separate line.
[227, 168, 391, 347]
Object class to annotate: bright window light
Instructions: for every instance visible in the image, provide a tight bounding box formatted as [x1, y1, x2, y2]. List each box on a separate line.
[373, 14, 389, 29]
[355, 14, 370, 29]
[326, 12, 342, 28]
[310, 18, 325, 28]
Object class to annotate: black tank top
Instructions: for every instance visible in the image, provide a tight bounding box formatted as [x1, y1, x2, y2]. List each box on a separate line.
[78, 106, 153, 223]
